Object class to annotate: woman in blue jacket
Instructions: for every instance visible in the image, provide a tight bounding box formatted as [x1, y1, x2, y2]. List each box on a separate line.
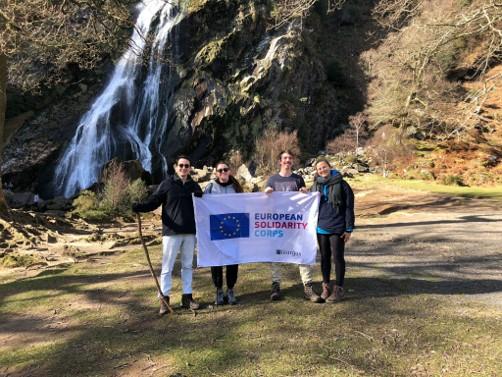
[311, 157, 355, 303]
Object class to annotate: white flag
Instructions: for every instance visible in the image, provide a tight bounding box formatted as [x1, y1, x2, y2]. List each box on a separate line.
[193, 192, 320, 267]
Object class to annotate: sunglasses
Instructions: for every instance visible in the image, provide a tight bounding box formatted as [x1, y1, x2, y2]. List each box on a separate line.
[216, 168, 229, 173]
[178, 164, 190, 168]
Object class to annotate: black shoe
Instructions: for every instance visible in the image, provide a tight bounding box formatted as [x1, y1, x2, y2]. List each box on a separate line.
[159, 295, 170, 316]
[304, 283, 324, 303]
[227, 288, 237, 305]
[181, 293, 200, 310]
[270, 282, 281, 301]
[215, 288, 225, 305]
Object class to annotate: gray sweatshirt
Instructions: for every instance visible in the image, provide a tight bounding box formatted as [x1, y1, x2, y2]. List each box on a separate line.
[204, 180, 237, 194]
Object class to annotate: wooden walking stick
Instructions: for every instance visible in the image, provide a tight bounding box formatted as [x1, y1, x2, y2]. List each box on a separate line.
[136, 213, 174, 315]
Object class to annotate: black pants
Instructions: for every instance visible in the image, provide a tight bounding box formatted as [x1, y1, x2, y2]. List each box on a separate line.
[317, 233, 345, 286]
[211, 265, 239, 289]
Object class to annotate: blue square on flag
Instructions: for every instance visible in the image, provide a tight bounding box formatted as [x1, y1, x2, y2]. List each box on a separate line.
[210, 213, 250, 240]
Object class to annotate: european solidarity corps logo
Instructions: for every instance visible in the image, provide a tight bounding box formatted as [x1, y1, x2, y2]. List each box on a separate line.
[210, 213, 250, 240]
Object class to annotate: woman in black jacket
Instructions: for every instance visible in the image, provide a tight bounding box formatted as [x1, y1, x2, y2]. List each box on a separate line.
[311, 157, 355, 303]
[133, 155, 202, 315]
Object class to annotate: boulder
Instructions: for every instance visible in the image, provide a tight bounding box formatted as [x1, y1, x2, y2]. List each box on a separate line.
[341, 168, 359, 178]
[247, 176, 267, 192]
[355, 163, 370, 173]
[4, 190, 36, 208]
[101, 159, 150, 183]
[47, 233, 58, 243]
[44, 196, 73, 211]
[236, 164, 253, 182]
[191, 166, 211, 182]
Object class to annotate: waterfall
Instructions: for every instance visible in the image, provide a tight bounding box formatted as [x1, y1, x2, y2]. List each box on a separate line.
[54, 0, 182, 197]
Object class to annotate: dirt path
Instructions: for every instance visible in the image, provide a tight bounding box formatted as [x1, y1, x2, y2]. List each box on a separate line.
[353, 192, 502, 308]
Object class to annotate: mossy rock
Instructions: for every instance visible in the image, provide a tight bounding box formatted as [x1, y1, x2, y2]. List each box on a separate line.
[195, 38, 226, 67]
[440, 174, 466, 186]
[415, 141, 437, 152]
[186, 0, 209, 13]
[1, 253, 45, 268]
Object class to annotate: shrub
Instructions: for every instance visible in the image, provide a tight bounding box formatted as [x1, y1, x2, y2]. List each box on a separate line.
[1, 253, 43, 268]
[326, 133, 354, 154]
[72, 191, 101, 219]
[327, 112, 369, 154]
[254, 129, 300, 174]
[100, 160, 130, 215]
[226, 149, 244, 173]
[366, 125, 416, 176]
[127, 179, 148, 205]
[441, 174, 465, 186]
[72, 164, 148, 221]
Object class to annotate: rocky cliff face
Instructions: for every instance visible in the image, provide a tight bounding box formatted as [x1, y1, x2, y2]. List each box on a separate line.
[1, 0, 340, 197]
[170, 0, 338, 163]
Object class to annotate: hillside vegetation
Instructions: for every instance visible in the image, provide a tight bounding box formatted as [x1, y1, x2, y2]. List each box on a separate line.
[306, 0, 501, 185]
[361, 0, 502, 185]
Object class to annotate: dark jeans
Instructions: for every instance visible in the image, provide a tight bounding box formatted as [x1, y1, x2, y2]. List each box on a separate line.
[211, 265, 239, 289]
[317, 233, 345, 286]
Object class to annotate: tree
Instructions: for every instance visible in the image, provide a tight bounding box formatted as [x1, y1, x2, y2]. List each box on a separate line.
[348, 112, 368, 154]
[369, 0, 502, 135]
[272, 0, 346, 30]
[0, 0, 133, 214]
[0, 53, 7, 213]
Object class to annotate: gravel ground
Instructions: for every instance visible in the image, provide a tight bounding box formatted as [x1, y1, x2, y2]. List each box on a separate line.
[351, 197, 502, 309]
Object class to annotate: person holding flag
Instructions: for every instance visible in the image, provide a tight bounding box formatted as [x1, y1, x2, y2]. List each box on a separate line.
[133, 155, 202, 315]
[204, 161, 244, 305]
[264, 150, 323, 303]
[310, 157, 355, 302]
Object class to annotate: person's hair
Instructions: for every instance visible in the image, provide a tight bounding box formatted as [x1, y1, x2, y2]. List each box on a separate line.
[214, 160, 243, 193]
[315, 157, 332, 168]
[215, 161, 229, 169]
[174, 154, 191, 166]
[277, 150, 294, 160]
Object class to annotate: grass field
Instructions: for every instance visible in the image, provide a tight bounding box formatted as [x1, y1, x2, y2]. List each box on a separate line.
[350, 175, 502, 200]
[2, 176, 501, 376]
[1, 246, 501, 377]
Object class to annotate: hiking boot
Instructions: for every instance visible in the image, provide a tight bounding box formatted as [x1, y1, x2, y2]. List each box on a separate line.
[226, 288, 237, 305]
[270, 282, 281, 301]
[159, 295, 170, 316]
[334, 285, 345, 301]
[326, 285, 344, 303]
[181, 293, 200, 310]
[215, 288, 225, 305]
[321, 282, 330, 301]
[304, 282, 324, 303]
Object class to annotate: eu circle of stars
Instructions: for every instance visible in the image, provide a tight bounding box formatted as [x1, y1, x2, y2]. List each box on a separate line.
[210, 212, 250, 240]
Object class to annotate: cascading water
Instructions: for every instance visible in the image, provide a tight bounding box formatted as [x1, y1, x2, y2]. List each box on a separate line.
[54, 0, 182, 197]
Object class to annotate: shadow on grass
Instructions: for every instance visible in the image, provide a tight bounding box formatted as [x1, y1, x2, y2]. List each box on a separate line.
[2, 261, 502, 377]
[2, 223, 502, 377]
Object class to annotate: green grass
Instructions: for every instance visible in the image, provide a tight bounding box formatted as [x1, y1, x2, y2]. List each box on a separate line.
[350, 174, 502, 200]
[1, 247, 501, 376]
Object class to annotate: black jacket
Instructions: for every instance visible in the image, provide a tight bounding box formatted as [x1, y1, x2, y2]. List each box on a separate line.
[133, 175, 202, 236]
